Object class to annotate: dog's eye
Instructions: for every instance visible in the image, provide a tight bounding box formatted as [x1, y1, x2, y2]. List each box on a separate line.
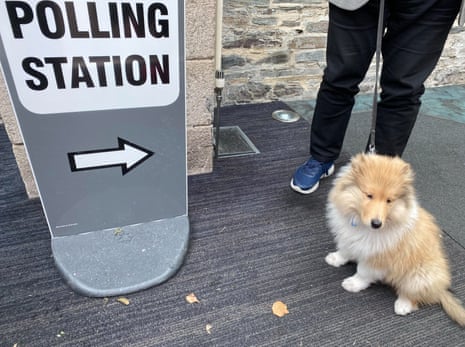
[366, 194, 373, 199]
[387, 198, 392, 203]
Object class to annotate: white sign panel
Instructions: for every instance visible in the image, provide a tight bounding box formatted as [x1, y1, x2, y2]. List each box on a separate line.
[0, 0, 179, 114]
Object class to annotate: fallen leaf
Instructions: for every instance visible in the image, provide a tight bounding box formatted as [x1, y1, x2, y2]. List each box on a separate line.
[205, 324, 212, 334]
[185, 293, 200, 304]
[117, 297, 130, 305]
[114, 227, 123, 236]
[272, 301, 289, 317]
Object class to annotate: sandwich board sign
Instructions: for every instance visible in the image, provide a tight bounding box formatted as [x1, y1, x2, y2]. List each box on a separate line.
[0, 0, 189, 296]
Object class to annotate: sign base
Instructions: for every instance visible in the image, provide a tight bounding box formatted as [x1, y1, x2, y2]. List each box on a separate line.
[51, 216, 189, 297]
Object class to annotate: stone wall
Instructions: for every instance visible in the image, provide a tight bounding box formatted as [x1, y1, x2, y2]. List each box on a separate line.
[0, 73, 38, 197]
[222, 0, 465, 105]
[185, 0, 216, 175]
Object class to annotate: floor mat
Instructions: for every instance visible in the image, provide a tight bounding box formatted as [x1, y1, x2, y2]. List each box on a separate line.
[1, 102, 465, 346]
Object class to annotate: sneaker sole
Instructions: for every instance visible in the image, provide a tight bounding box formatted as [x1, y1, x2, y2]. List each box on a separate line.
[290, 164, 335, 195]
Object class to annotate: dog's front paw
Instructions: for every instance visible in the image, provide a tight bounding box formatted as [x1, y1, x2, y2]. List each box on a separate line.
[341, 275, 370, 293]
[325, 251, 348, 267]
[394, 297, 417, 316]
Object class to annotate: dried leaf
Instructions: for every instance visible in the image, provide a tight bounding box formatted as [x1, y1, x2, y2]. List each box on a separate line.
[117, 297, 130, 305]
[272, 301, 289, 317]
[205, 324, 212, 334]
[185, 293, 200, 304]
[114, 227, 123, 236]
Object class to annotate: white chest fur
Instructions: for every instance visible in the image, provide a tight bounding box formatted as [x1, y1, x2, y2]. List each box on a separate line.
[326, 202, 417, 262]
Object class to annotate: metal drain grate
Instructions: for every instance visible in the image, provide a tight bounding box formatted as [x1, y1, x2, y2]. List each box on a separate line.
[214, 126, 260, 158]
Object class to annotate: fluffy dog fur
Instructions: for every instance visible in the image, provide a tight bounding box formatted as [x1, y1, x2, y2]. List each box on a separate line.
[325, 153, 465, 327]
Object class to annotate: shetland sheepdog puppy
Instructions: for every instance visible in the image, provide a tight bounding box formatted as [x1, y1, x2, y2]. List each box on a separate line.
[325, 153, 465, 327]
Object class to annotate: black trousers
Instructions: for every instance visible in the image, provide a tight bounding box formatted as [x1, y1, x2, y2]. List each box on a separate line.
[310, 0, 462, 162]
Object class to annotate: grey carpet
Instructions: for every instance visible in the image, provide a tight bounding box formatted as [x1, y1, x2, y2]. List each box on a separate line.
[1, 103, 465, 346]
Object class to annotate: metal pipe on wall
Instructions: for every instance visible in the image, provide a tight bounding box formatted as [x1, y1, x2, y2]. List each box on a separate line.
[214, 0, 225, 158]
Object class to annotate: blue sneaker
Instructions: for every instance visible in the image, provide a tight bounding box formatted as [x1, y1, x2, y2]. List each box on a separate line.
[290, 157, 335, 194]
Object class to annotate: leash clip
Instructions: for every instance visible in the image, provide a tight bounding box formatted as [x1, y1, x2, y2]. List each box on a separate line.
[368, 144, 376, 155]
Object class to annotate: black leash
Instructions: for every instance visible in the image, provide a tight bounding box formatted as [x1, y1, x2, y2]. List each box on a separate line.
[368, 0, 385, 154]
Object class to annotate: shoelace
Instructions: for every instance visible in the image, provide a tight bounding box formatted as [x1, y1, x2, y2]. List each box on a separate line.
[302, 159, 323, 177]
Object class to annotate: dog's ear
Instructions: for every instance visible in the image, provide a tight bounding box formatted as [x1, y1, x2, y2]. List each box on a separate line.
[350, 153, 367, 176]
[400, 160, 415, 184]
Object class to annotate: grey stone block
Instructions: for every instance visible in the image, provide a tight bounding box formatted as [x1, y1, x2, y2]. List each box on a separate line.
[187, 125, 213, 175]
[0, 73, 23, 145]
[12, 144, 39, 198]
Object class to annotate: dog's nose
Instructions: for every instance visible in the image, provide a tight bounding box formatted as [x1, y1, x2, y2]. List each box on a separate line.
[371, 219, 382, 229]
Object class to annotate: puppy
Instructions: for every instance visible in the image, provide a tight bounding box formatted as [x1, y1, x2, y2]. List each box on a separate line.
[325, 153, 465, 327]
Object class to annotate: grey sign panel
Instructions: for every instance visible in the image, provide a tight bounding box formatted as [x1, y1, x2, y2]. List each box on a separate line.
[0, 0, 189, 296]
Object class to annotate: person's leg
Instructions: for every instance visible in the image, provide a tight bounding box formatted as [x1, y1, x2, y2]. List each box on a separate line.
[291, 1, 381, 194]
[310, 1, 380, 162]
[375, 0, 462, 156]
